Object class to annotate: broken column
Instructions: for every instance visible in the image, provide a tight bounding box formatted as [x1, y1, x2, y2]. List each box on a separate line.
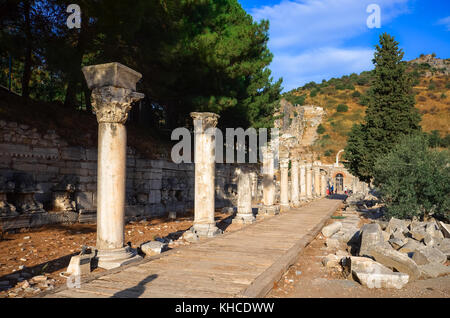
[279, 154, 290, 212]
[82, 62, 144, 269]
[305, 162, 313, 199]
[290, 156, 300, 207]
[190, 112, 222, 237]
[260, 146, 279, 215]
[233, 170, 255, 224]
[314, 164, 321, 197]
[299, 160, 306, 201]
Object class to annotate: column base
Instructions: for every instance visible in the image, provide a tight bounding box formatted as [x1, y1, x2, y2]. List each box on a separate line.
[259, 205, 280, 216]
[191, 223, 223, 238]
[291, 200, 301, 208]
[280, 203, 290, 212]
[232, 213, 256, 225]
[96, 246, 142, 270]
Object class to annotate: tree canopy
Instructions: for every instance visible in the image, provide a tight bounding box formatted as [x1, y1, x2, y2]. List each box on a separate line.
[344, 33, 421, 183]
[0, 0, 282, 131]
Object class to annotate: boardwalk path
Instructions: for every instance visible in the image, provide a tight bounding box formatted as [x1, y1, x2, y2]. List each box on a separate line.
[45, 197, 342, 298]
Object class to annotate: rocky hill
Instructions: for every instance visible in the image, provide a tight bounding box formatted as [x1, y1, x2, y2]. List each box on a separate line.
[281, 55, 450, 164]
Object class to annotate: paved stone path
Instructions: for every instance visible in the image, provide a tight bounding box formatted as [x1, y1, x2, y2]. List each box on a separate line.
[44, 197, 343, 298]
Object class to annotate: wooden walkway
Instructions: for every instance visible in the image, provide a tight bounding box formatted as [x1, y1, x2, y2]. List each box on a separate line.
[44, 197, 342, 298]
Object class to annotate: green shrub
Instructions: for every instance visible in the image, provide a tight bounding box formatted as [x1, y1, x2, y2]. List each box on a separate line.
[324, 150, 333, 157]
[428, 82, 436, 90]
[352, 91, 361, 98]
[441, 93, 447, 99]
[358, 94, 369, 106]
[310, 89, 318, 97]
[337, 104, 348, 112]
[446, 82, 450, 89]
[316, 124, 325, 134]
[374, 134, 450, 221]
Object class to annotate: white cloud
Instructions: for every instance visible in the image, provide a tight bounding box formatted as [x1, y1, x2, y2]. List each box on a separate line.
[437, 16, 450, 31]
[250, 0, 411, 91]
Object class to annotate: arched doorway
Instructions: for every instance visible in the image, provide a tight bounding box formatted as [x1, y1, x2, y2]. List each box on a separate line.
[335, 173, 344, 193]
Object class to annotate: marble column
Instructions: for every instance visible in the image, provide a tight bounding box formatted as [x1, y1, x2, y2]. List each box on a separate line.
[190, 112, 222, 237]
[321, 171, 327, 197]
[233, 170, 255, 224]
[260, 146, 279, 215]
[290, 157, 300, 207]
[305, 162, 313, 199]
[299, 161, 306, 200]
[82, 62, 144, 269]
[279, 155, 290, 212]
[314, 165, 321, 197]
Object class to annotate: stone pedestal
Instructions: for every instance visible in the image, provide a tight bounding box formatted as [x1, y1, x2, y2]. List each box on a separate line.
[290, 158, 300, 207]
[260, 146, 279, 216]
[299, 162, 306, 201]
[190, 112, 222, 237]
[305, 163, 313, 199]
[279, 156, 290, 212]
[83, 62, 144, 269]
[314, 166, 321, 197]
[233, 171, 255, 224]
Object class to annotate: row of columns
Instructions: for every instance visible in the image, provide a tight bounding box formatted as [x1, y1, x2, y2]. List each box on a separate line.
[82, 62, 331, 270]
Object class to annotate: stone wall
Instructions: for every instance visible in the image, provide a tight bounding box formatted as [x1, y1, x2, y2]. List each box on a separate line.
[0, 120, 260, 229]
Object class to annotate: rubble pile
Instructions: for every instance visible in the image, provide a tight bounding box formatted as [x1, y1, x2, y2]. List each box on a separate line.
[321, 193, 450, 289]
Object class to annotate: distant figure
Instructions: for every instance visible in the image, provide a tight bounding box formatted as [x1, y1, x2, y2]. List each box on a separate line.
[330, 184, 334, 195]
[344, 186, 348, 195]
[326, 188, 330, 196]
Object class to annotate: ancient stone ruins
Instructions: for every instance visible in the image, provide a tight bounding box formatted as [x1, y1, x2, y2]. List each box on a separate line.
[1, 63, 448, 297]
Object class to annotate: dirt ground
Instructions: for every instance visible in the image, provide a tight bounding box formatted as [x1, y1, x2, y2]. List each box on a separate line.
[267, 207, 450, 298]
[0, 210, 242, 298]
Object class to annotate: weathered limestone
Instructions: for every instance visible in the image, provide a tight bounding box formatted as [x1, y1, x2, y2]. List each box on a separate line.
[320, 170, 327, 197]
[279, 154, 290, 212]
[140, 241, 168, 256]
[313, 165, 321, 197]
[190, 112, 222, 237]
[290, 157, 300, 207]
[349, 257, 409, 289]
[359, 223, 383, 256]
[10, 173, 45, 214]
[260, 146, 279, 215]
[365, 244, 421, 281]
[321, 222, 342, 237]
[305, 162, 313, 199]
[82, 62, 144, 269]
[412, 246, 447, 265]
[299, 161, 306, 200]
[233, 170, 255, 224]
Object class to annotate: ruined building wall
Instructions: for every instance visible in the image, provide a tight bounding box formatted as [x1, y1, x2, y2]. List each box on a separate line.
[0, 120, 258, 228]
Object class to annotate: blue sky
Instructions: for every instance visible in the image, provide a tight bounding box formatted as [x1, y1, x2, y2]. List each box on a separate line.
[238, 0, 450, 92]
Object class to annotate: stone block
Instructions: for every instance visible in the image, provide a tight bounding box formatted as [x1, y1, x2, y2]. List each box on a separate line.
[348, 256, 409, 289]
[398, 239, 423, 254]
[322, 254, 341, 269]
[140, 241, 167, 256]
[411, 246, 447, 265]
[61, 147, 86, 161]
[436, 238, 450, 259]
[66, 254, 92, 276]
[366, 244, 421, 281]
[386, 217, 409, 235]
[418, 263, 450, 279]
[321, 222, 342, 238]
[359, 223, 383, 256]
[438, 221, 450, 238]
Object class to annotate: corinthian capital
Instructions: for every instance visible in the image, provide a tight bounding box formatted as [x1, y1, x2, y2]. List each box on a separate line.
[91, 87, 144, 124]
[190, 112, 219, 132]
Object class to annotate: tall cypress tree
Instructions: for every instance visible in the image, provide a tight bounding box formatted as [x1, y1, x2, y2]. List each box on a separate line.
[344, 33, 421, 183]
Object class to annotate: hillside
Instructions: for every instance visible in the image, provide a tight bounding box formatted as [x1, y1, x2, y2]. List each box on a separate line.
[281, 55, 450, 163]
